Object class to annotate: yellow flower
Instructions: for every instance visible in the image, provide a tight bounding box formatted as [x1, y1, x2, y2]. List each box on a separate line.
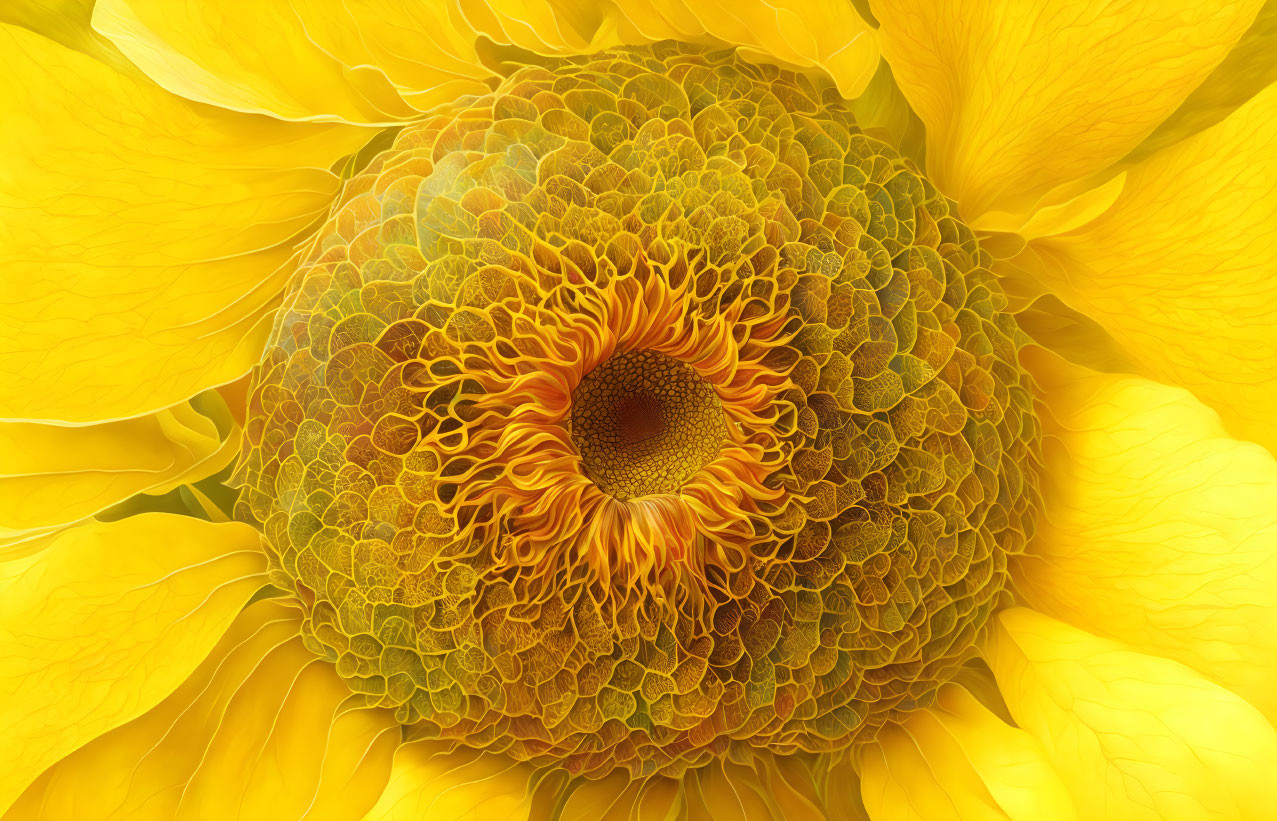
[1, 1, 1274, 819]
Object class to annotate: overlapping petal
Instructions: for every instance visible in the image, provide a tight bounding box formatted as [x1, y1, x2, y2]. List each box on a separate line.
[1023, 80, 1277, 456]
[7, 598, 299, 820]
[0, 392, 237, 550]
[92, 0, 434, 123]
[859, 684, 1075, 821]
[174, 635, 400, 820]
[848, 59, 926, 164]
[0, 23, 372, 423]
[687, 756, 827, 820]
[363, 740, 537, 820]
[824, 759, 873, 821]
[6, 598, 400, 821]
[1015, 350, 1277, 724]
[561, 772, 683, 821]
[0, 0, 134, 70]
[0, 514, 268, 814]
[685, 766, 770, 820]
[1122, 0, 1277, 164]
[554, 753, 839, 820]
[869, 0, 1262, 219]
[987, 608, 1277, 821]
[606, 0, 880, 98]
[91, 0, 879, 125]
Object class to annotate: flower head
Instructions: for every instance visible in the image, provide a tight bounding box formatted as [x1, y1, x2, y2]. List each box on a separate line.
[2, 1, 1275, 819]
[236, 46, 1040, 777]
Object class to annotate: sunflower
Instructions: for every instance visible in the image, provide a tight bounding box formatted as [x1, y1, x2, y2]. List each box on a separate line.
[2, 0, 1275, 819]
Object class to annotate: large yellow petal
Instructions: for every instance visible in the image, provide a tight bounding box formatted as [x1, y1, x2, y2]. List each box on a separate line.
[824, 757, 872, 821]
[8, 598, 301, 819]
[91, 0, 428, 123]
[0, 392, 237, 549]
[1025, 80, 1277, 455]
[607, 0, 880, 99]
[683, 758, 797, 820]
[305, 703, 403, 821]
[364, 740, 537, 820]
[560, 770, 685, 821]
[755, 755, 828, 821]
[91, 0, 616, 123]
[0, 514, 268, 814]
[987, 608, 1277, 821]
[250, 0, 616, 114]
[176, 638, 401, 820]
[92, 0, 879, 125]
[0, 23, 371, 423]
[0, 0, 135, 70]
[687, 765, 768, 820]
[1015, 350, 1277, 725]
[848, 59, 926, 166]
[859, 684, 1076, 821]
[1123, 0, 1277, 165]
[869, 0, 1262, 218]
[557, 753, 831, 820]
[7, 598, 400, 821]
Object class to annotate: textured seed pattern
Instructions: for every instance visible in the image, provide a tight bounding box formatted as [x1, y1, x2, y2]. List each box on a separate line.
[571, 349, 728, 500]
[235, 43, 1041, 779]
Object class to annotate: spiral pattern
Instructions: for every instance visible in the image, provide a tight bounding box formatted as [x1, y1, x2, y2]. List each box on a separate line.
[236, 42, 1041, 778]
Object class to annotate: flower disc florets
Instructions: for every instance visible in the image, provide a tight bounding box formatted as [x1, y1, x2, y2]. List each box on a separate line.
[236, 42, 1041, 778]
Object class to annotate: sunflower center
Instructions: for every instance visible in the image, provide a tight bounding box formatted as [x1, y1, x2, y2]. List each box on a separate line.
[235, 43, 1042, 780]
[571, 349, 727, 500]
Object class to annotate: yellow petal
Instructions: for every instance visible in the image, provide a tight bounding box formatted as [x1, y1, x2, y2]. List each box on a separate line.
[859, 727, 995, 821]
[1026, 80, 1277, 455]
[1015, 350, 1277, 725]
[0, 393, 236, 548]
[848, 59, 926, 164]
[685, 760, 776, 821]
[0, 514, 267, 814]
[560, 770, 686, 821]
[0, 23, 371, 423]
[859, 684, 1076, 821]
[283, 0, 613, 113]
[9, 598, 300, 819]
[1124, 1, 1277, 164]
[0, 0, 134, 70]
[757, 755, 827, 820]
[304, 703, 403, 821]
[824, 756, 872, 821]
[988, 608, 1277, 821]
[1005, 295, 1142, 378]
[90, 0, 608, 123]
[364, 740, 536, 820]
[8, 598, 400, 821]
[176, 639, 400, 821]
[93, 0, 879, 125]
[91, 0, 425, 123]
[869, 0, 1262, 218]
[970, 172, 1127, 240]
[608, 0, 880, 99]
[560, 772, 646, 821]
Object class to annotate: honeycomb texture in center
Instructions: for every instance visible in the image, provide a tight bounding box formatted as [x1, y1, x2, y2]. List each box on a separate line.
[235, 43, 1042, 778]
